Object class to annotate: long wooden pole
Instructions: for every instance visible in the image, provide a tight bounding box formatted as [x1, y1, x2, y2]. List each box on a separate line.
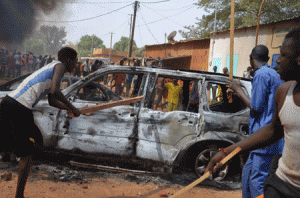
[229, 0, 235, 79]
[69, 96, 143, 116]
[169, 147, 242, 198]
[255, 0, 266, 46]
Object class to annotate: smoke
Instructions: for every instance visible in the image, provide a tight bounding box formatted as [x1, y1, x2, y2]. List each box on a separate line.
[0, 0, 67, 44]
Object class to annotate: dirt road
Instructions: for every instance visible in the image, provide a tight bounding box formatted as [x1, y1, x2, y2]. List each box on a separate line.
[0, 163, 242, 198]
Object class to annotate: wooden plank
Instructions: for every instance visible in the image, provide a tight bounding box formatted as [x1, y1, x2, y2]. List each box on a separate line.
[69, 96, 143, 116]
[69, 161, 169, 176]
[169, 147, 242, 198]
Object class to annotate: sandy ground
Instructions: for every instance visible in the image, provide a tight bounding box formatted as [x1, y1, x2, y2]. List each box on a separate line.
[0, 164, 242, 198]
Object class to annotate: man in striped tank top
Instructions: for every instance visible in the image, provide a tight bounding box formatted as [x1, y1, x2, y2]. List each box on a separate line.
[0, 47, 81, 198]
[206, 26, 300, 197]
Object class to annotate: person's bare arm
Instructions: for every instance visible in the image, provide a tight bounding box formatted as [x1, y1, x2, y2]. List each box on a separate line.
[48, 63, 80, 117]
[226, 79, 259, 113]
[205, 83, 288, 174]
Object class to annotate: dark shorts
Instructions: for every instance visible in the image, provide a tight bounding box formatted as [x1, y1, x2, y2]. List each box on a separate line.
[0, 96, 42, 157]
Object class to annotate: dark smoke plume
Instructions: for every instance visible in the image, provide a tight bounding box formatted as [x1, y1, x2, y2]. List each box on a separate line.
[0, 0, 64, 44]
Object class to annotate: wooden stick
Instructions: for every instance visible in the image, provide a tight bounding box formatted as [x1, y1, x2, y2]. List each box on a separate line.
[69, 96, 143, 116]
[229, 0, 235, 79]
[169, 147, 242, 198]
[255, 0, 266, 46]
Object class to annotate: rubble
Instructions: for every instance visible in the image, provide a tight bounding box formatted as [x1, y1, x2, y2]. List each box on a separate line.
[1, 171, 12, 181]
[0, 162, 242, 190]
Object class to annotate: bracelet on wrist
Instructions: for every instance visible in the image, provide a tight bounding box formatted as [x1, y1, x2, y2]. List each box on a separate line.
[219, 148, 229, 156]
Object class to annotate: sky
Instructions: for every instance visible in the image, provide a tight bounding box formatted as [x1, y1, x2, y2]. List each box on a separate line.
[38, 0, 205, 49]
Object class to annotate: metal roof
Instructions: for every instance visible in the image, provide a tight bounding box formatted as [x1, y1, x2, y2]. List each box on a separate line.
[145, 37, 210, 48]
[211, 15, 300, 34]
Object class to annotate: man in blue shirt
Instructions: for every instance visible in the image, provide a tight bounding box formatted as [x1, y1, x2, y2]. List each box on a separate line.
[226, 45, 284, 198]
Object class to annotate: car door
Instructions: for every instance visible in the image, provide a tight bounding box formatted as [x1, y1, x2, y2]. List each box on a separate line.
[201, 80, 249, 138]
[55, 70, 144, 157]
[136, 74, 202, 165]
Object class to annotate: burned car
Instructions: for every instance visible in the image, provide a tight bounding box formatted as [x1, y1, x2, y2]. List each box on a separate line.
[0, 66, 251, 181]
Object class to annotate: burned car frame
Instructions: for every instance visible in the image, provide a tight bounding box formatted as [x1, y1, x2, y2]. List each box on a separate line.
[0, 66, 251, 180]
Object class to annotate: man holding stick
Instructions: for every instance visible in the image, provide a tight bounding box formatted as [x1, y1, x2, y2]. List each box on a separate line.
[0, 47, 81, 198]
[225, 45, 284, 198]
[206, 27, 300, 197]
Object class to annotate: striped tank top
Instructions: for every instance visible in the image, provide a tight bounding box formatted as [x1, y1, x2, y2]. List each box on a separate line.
[8, 60, 61, 109]
[276, 81, 300, 190]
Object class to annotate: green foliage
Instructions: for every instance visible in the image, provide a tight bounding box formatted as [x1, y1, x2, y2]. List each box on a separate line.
[113, 37, 138, 53]
[136, 46, 145, 57]
[23, 37, 45, 55]
[39, 25, 67, 55]
[180, 0, 300, 39]
[77, 35, 105, 58]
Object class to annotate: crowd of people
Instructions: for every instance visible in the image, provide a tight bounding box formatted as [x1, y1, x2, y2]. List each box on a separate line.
[0, 48, 55, 79]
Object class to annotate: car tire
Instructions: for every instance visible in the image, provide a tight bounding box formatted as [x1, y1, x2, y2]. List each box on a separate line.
[194, 146, 229, 181]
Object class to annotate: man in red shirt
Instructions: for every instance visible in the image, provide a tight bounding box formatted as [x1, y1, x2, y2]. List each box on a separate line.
[113, 60, 125, 96]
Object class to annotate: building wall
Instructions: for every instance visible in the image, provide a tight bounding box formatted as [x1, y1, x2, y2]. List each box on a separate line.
[93, 48, 136, 64]
[145, 39, 210, 71]
[209, 18, 300, 77]
[266, 19, 300, 67]
[209, 26, 268, 76]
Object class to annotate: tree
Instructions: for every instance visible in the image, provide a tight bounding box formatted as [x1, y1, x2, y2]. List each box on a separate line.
[66, 41, 78, 51]
[23, 37, 45, 55]
[136, 46, 145, 57]
[39, 25, 67, 55]
[180, 0, 300, 39]
[77, 35, 105, 58]
[113, 37, 138, 53]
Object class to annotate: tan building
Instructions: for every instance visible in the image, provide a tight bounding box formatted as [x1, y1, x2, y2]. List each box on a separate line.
[92, 48, 136, 64]
[145, 38, 210, 71]
[209, 16, 300, 77]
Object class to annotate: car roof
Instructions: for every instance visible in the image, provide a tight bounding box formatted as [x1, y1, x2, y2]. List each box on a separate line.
[90, 65, 251, 82]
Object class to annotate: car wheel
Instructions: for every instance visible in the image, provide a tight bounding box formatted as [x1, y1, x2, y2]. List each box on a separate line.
[195, 147, 229, 181]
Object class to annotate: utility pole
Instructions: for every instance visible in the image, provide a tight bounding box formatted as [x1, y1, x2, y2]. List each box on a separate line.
[91, 35, 94, 57]
[109, 32, 114, 63]
[128, 1, 138, 59]
[127, 14, 133, 65]
[128, 14, 133, 44]
[209, 2, 218, 69]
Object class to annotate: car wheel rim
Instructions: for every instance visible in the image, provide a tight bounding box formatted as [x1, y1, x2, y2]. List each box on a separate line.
[195, 148, 229, 181]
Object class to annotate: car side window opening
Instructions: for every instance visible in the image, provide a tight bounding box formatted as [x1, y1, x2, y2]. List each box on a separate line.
[76, 83, 107, 102]
[206, 82, 246, 113]
[150, 76, 200, 113]
[102, 72, 145, 99]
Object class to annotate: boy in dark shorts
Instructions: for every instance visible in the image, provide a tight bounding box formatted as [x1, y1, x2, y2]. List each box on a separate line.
[0, 47, 81, 198]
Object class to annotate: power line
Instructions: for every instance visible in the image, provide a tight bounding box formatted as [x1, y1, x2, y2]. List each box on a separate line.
[62, 1, 134, 4]
[38, 3, 133, 23]
[101, 18, 130, 38]
[63, 0, 170, 4]
[141, 4, 184, 27]
[137, 18, 144, 47]
[143, 4, 195, 11]
[139, 11, 161, 46]
[140, 0, 170, 4]
[136, 5, 195, 27]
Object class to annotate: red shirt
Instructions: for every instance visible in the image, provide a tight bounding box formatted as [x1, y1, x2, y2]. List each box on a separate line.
[114, 74, 125, 85]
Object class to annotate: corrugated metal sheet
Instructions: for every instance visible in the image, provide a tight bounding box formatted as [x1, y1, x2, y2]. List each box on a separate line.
[145, 39, 210, 71]
[212, 16, 300, 34]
